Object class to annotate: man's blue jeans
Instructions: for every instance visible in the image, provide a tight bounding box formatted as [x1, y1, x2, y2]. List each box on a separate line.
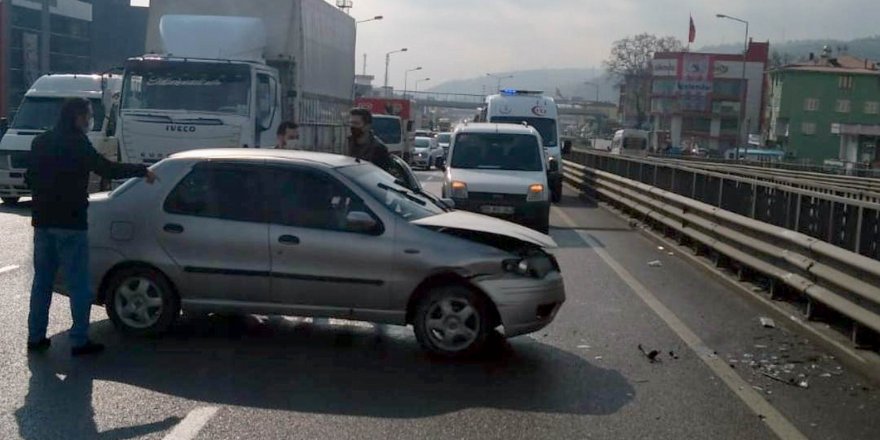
[28, 228, 94, 348]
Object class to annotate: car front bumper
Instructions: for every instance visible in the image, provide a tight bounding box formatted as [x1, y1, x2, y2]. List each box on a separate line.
[475, 271, 565, 337]
[0, 170, 30, 198]
[453, 196, 550, 231]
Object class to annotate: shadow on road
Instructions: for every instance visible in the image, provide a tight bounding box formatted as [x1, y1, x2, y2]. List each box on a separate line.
[15, 355, 180, 440]
[18, 315, 634, 427]
[0, 200, 32, 217]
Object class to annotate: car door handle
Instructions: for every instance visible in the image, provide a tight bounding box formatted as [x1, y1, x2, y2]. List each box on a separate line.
[163, 223, 184, 234]
[278, 235, 300, 245]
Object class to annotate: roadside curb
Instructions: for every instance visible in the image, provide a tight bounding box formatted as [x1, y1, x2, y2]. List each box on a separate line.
[563, 183, 880, 386]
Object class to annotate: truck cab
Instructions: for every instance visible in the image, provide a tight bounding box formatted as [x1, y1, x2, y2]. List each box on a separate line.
[483, 90, 563, 203]
[0, 74, 121, 205]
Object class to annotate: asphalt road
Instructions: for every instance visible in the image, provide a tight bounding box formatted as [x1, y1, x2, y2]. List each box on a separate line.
[0, 171, 878, 440]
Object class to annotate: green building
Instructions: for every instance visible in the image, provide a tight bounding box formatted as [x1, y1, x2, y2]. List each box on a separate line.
[766, 49, 880, 167]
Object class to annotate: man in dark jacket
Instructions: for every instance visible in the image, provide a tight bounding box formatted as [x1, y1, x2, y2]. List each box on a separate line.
[25, 98, 155, 356]
[347, 108, 393, 172]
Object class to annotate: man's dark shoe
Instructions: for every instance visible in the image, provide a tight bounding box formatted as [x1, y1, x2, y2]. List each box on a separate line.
[71, 341, 105, 357]
[27, 338, 52, 352]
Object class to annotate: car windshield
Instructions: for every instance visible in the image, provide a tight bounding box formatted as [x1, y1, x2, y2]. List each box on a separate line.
[11, 97, 105, 131]
[437, 133, 451, 143]
[414, 138, 431, 148]
[490, 116, 557, 146]
[451, 132, 543, 171]
[340, 164, 445, 220]
[372, 117, 402, 144]
[122, 60, 251, 116]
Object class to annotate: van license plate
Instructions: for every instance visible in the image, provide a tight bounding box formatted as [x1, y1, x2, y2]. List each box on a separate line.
[481, 205, 514, 215]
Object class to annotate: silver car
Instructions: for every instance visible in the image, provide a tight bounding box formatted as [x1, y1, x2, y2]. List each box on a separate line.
[67, 149, 565, 357]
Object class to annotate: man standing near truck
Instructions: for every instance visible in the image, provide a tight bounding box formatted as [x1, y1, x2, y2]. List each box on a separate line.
[274, 121, 300, 150]
[25, 98, 156, 357]
[347, 108, 392, 171]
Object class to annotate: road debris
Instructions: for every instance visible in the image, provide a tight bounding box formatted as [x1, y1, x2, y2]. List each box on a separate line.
[667, 252, 675, 256]
[759, 317, 776, 328]
[576, 344, 591, 349]
[669, 350, 679, 360]
[594, 356, 604, 360]
[637, 344, 660, 362]
[648, 260, 663, 267]
[657, 246, 665, 251]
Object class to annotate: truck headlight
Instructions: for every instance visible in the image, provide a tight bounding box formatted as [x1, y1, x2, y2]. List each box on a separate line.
[526, 183, 545, 202]
[451, 181, 468, 199]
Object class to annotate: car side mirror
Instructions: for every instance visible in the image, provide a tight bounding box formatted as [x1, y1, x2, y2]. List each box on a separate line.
[548, 159, 559, 173]
[346, 211, 379, 234]
[562, 140, 573, 155]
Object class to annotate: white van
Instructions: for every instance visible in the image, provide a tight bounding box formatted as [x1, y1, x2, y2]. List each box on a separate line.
[610, 129, 649, 156]
[481, 90, 567, 203]
[0, 74, 122, 204]
[371, 114, 406, 157]
[443, 123, 553, 233]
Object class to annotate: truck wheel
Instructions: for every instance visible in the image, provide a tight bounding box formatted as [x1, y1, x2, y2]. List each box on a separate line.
[1, 197, 20, 205]
[413, 285, 493, 358]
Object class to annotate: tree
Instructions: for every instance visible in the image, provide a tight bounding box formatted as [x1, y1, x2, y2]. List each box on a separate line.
[769, 50, 794, 68]
[604, 34, 683, 128]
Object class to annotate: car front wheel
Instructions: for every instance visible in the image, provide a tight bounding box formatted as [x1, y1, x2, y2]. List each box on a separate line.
[105, 267, 180, 336]
[413, 285, 493, 357]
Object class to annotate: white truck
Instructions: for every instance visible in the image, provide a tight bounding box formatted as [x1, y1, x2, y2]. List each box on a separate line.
[479, 90, 570, 203]
[0, 74, 122, 205]
[117, 0, 356, 165]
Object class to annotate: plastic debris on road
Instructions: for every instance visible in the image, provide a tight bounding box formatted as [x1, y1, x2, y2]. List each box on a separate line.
[759, 317, 776, 328]
[637, 344, 661, 363]
[648, 260, 663, 267]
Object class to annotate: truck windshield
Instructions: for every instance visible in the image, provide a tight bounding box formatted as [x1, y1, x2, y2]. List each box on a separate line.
[122, 61, 251, 116]
[11, 97, 105, 131]
[451, 133, 543, 171]
[489, 116, 557, 146]
[372, 118, 402, 144]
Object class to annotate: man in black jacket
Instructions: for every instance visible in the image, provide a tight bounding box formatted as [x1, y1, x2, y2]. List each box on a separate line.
[25, 98, 155, 356]
[347, 108, 393, 172]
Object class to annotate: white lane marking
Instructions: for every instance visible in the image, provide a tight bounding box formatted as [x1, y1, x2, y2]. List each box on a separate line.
[554, 207, 808, 440]
[0, 265, 20, 275]
[162, 406, 220, 440]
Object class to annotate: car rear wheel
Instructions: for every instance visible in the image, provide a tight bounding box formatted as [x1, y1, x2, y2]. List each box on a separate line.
[413, 285, 493, 357]
[1, 197, 20, 205]
[105, 267, 180, 336]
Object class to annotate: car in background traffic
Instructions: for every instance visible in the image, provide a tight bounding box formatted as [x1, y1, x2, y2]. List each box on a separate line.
[443, 123, 553, 233]
[65, 149, 564, 357]
[410, 136, 442, 170]
[437, 132, 452, 158]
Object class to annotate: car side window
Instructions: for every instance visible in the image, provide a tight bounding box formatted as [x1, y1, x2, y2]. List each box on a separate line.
[269, 169, 376, 233]
[164, 164, 264, 223]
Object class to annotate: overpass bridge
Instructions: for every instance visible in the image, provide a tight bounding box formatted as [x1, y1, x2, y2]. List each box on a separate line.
[403, 91, 611, 118]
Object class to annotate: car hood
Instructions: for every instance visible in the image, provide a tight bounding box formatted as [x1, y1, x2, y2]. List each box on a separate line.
[448, 168, 546, 194]
[413, 210, 556, 248]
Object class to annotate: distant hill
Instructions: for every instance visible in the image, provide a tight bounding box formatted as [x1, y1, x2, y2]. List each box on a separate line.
[426, 68, 619, 103]
[700, 35, 880, 62]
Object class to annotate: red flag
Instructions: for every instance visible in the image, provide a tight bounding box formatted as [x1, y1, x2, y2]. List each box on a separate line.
[689, 15, 696, 43]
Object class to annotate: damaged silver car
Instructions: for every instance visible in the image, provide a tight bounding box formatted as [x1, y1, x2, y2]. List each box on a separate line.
[67, 149, 565, 357]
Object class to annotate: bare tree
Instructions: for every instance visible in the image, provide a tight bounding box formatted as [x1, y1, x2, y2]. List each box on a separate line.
[605, 34, 683, 127]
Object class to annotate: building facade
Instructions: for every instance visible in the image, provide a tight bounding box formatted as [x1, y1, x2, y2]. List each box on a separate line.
[0, 0, 94, 117]
[766, 50, 880, 166]
[649, 41, 769, 153]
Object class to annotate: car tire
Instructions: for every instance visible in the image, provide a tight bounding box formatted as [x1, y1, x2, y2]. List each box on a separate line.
[413, 285, 494, 358]
[105, 267, 180, 337]
[1, 197, 20, 205]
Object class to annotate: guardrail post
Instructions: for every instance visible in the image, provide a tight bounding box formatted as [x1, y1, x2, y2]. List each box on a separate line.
[854, 206, 864, 255]
[717, 178, 724, 207]
[750, 183, 758, 219]
[691, 172, 697, 199]
[794, 194, 803, 231]
[653, 164, 659, 186]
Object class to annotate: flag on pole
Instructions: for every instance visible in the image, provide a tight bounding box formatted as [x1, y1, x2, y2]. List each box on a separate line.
[689, 15, 696, 43]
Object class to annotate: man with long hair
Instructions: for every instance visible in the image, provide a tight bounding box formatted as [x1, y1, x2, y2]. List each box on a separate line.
[25, 98, 156, 356]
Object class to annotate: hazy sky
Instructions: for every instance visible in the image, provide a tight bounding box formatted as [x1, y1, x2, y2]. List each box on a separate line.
[350, 0, 876, 88]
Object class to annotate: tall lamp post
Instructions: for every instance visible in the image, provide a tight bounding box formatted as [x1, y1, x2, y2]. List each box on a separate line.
[355, 16, 383, 75]
[716, 13, 749, 160]
[486, 73, 514, 91]
[384, 48, 408, 96]
[403, 66, 423, 98]
[415, 77, 431, 93]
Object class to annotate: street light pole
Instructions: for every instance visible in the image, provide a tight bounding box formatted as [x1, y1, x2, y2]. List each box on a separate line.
[486, 73, 514, 91]
[384, 48, 408, 96]
[403, 66, 423, 99]
[716, 13, 750, 160]
[356, 15, 383, 24]
[415, 77, 431, 93]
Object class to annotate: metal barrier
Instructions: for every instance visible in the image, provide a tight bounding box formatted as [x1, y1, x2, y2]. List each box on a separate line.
[563, 151, 880, 346]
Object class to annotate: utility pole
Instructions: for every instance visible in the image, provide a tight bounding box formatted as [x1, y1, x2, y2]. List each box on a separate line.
[384, 48, 407, 96]
[717, 14, 750, 160]
[362, 53, 367, 76]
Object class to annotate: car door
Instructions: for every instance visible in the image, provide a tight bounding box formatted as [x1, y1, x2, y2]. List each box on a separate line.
[157, 162, 271, 304]
[265, 166, 392, 311]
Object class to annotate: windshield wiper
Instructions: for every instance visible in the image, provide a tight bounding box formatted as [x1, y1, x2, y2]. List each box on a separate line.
[378, 182, 427, 206]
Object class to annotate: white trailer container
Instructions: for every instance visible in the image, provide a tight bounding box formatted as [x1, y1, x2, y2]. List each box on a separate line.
[117, 0, 355, 164]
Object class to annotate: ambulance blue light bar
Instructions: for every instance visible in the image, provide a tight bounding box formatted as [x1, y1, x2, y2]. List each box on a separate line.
[500, 89, 544, 96]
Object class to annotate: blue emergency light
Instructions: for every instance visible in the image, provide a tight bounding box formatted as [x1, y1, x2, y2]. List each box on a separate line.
[500, 89, 544, 96]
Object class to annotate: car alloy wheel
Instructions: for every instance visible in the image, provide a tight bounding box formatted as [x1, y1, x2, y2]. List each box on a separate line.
[414, 285, 493, 357]
[114, 277, 164, 329]
[105, 267, 180, 336]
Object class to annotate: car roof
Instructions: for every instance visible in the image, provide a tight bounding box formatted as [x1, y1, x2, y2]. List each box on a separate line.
[168, 148, 360, 168]
[455, 123, 539, 136]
